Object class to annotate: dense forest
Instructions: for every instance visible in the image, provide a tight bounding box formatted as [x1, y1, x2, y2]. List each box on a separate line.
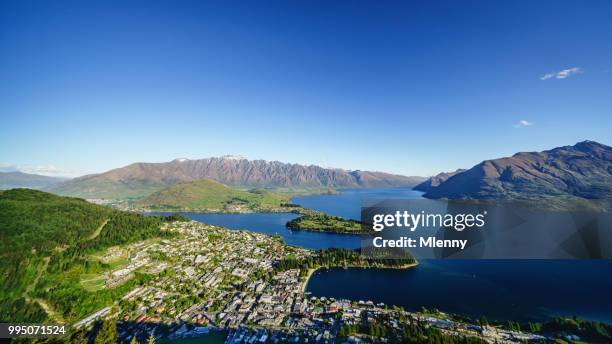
[538, 316, 612, 343]
[274, 247, 416, 277]
[0, 189, 185, 323]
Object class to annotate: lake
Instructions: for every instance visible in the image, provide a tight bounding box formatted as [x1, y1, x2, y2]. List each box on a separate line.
[297, 189, 612, 323]
[306, 261, 612, 323]
[151, 188, 612, 324]
[148, 212, 359, 250]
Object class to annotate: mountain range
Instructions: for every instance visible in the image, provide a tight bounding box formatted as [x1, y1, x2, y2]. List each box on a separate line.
[0, 171, 67, 190]
[420, 141, 612, 203]
[14, 141, 611, 204]
[48, 156, 425, 199]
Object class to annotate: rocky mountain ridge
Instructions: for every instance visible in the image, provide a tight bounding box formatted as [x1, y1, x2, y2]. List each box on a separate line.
[49, 156, 424, 199]
[421, 141, 612, 203]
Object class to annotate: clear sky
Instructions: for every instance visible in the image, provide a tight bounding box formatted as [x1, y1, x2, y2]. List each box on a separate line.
[1, 0, 610, 177]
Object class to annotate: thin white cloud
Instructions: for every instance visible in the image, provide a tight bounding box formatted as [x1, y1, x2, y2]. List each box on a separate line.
[541, 67, 582, 80]
[540, 73, 555, 80]
[0, 163, 79, 178]
[513, 120, 534, 128]
[0, 163, 19, 173]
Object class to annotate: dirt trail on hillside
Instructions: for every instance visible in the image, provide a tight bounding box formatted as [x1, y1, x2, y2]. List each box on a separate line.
[23, 257, 65, 323]
[87, 218, 109, 240]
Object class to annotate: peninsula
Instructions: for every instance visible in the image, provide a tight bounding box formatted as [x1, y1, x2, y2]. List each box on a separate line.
[286, 213, 364, 234]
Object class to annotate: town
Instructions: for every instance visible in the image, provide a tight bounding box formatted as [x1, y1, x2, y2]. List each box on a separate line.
[71, 220, 546, 343]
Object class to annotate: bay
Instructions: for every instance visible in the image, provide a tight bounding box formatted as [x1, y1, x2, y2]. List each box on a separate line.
[150, 188, 612, 323]
[148, 212, 359, 250]
[293, 189, 612, 323]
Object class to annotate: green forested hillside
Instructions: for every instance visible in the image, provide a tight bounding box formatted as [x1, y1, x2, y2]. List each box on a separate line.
[137, 179, 290, 211]
[0, 189, 113, 255]
[0, 189, 180, 323]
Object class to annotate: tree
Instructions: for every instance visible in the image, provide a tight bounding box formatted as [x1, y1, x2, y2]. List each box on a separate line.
[369, 323, 376, 336]
[506, 320, 521, 332]
[95, 318, 118, 344]
[528, 322, 541, 332]
[69, 330, 88, 344]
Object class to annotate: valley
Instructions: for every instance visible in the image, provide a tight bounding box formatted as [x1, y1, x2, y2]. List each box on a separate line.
[133, 179, 294, 213]
[0, 189, 552, 343]
[2, 141, 612, 343]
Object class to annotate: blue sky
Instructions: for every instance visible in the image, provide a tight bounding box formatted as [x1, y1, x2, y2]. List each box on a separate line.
[1, 0, 610, 177]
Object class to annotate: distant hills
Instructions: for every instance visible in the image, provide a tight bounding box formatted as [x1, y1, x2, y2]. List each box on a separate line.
[413, 169, 466, 193]
[0, 171, 67, 190]
[136, 179, 289, 211]
[420, 141, 612, 203]
[48, 156, 425, 199]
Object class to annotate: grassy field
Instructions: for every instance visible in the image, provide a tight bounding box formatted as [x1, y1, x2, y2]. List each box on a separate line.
[137, 179, 291, 211]
[79, 273, 106, 292]
[107, 257, 129, 269]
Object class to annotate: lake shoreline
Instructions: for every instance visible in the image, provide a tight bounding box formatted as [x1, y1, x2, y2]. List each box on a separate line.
[149, 188, 612, 325]
[303, 262, 419, 293]
[145, 208, 371, 235]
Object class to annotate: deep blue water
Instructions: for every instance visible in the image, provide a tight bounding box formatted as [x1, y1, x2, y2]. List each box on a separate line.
[306, 261, 612, 323]
[149, 188, 612, 323]
[148, 212, 359, 250]
[294, 189, 612, 323]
